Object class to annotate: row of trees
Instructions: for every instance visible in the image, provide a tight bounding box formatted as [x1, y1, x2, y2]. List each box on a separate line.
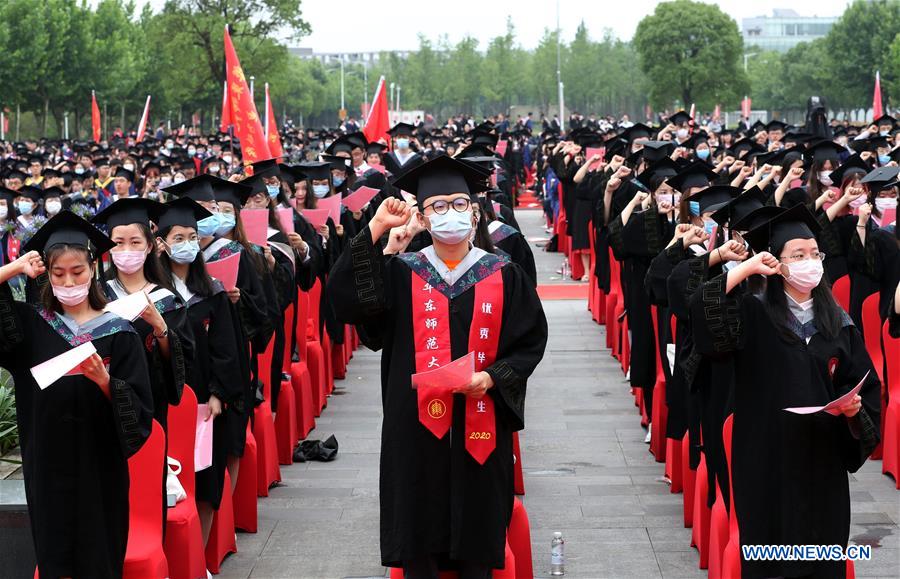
[0, 0, 897, 140]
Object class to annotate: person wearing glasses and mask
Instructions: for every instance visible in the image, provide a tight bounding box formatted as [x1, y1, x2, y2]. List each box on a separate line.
[327, 155, 547, 579]
[690, 204, 880, 579]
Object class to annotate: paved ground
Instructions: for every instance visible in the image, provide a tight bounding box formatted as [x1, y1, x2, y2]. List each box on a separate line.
[220, 209, 900, 578]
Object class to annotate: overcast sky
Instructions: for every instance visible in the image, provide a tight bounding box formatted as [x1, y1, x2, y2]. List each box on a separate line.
[294, 0, 851, 52]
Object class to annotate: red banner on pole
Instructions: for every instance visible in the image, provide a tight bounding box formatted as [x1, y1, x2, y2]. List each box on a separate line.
[873, 71, 883, 119]
[224, 25, 269, 165]
[264, 83, 283, 161]
[91, 90, 102, 142]
[363, 76, 391, 149]
[136, 95, 151, 142]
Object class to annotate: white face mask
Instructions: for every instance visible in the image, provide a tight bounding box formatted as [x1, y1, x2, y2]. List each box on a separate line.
[0, 206, 7, 219]
[123, 163, 135, 172]
[428, 209, 473, 245]
[45, 200, 62, 215]
[874, 197, 897, 212]
[783, 258, 824, 294]
[818, 171, 833, 187]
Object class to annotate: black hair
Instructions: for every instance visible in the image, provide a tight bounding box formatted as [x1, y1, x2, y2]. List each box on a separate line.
[762, 254, 841, 343]
[471, 203, 496, 254]
[41, 245, 108, 312]
[156, 224, 216, 297]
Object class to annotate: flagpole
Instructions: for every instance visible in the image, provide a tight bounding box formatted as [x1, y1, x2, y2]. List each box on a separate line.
[264, 83, 270, 138]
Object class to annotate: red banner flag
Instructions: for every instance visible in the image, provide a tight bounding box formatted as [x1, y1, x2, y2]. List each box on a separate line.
[363, 76, 391, 149]
[91, 90, 102, 142]
[224, 25, 269, 165]
[741, 96, 752, 119]
[873, 71, 883, 120]
[136, 95, 151, 142]
[713, 104, 721, 121]
[220, 81, 231, 133]
[264, 83, 283, 161]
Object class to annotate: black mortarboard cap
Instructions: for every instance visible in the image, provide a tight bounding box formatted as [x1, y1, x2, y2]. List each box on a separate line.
[710, 186, 766, 225]
[155, 196, 213, 231]
[874, 114, 896, 128]
[731, 205, 785, 235]
[41, 186, 65, 200]
[366, 142, 388, 155]
[114, 167, 135, 182]
[470, 132, 499, 148]
[635, 158, 679, 189]
[690, 185, 741, 216]
[391, 154, 490, 203]
[641, 141, 675, 163]
[24, 210, 115, 256]
[732, 138, 764, 158]
[387, 123, 416, 137]
[209, 177, 253, 209]
[321, 154, 352, 171]
[805, 140, 844, 164]
[744, 202, 820, 254]
[829, 154, 871, 185]
[161, 174, 217, 203]
[325, 136, 354, 155]
[765, 120, 790, 132]
[457, 144, 496, 159]
[666, 162, 719, 192]
[668, 111, 692, 126]
[859, 166, 900, 192]
[298, 161, 332, 181]
[683, 133, 708, 151]
[17, 186, 43, 202]
[604, 139, 628, 162]
[250, 158, 281, 180]
[93, 197, 164, 230]
[94, 157, 111, 167]
[620, 123, 653, 144]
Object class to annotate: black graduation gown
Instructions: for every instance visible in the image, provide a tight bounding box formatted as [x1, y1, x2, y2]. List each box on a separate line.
[489, 221, 537, 287]
[327, 229, 547, 569]
[0, 283, 153, 579]
[266, 232, 300, 407]
[103, 281, 193, 431]
[496, 202, 521, 233]
[571, 174, 599, 250]
[384, 151, 425, 176]
[177, 279, 244, 507]
[691, 276, 880, 579]
[847, 224, 900, 325]
[816, 212, 855, 286]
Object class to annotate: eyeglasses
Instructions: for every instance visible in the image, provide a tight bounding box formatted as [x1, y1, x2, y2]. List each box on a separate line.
[779, 252, 826, 263]
[425, 198, 471, 215]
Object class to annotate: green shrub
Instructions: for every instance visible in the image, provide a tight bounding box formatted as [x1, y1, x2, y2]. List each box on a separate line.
[0, 370, 17, 457]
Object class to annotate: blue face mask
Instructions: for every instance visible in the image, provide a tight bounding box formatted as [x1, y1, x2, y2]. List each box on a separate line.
[396, 138, 410, 149]
[215, 213, 236, 236]
[312, 184, 330, 198]
[879, 154, 891, 165]
[16, 200, 34, 215]
[703, 220, 716, 236]
[696, 149, 710, 161]
[167, 240, 200, 264]
[689, 201, 701, 216]
[266, 184, 281, 199]
[197, 214, 220, 237]
[333, 175, 345, 187]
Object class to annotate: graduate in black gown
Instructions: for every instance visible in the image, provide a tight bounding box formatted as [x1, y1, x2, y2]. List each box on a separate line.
[691, 204, 880, 579]
[155, 196, 245, 545]
[384, 122, 426, 176]
[328, 156, 547, 577]
[0, 212, 153, 579]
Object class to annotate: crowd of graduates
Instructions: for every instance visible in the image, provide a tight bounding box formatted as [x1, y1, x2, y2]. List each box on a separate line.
[540, 110, 900, 578]
[0, 115, 544, 578]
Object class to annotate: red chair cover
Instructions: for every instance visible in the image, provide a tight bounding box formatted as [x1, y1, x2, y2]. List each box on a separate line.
[124, 420, 169, 578]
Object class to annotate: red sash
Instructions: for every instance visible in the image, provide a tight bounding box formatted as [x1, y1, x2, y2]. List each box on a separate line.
[411, 268, 504, 464]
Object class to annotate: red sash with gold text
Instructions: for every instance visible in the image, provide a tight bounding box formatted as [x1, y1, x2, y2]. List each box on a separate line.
[411, 269, 504, 464]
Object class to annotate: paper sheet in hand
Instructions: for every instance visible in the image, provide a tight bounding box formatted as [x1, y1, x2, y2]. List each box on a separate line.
[492, 201, 502, 216]
[30, 341, 97, 390]
[276, 207, 294, 234]
[586, 147, 605, 170]
[881, 207, 896, 227]
[706, 225, 718, 251]
[300, 208, 330, 229]
[104, 290, 161, 321]
[495, 140, 508, 157]
[370, 163, 386, 175]
[784, 371, 868, 415]
[195, 404, 214, 472]
[316, 194, 343, 224]
[342, 186, 380, 213]
[206, 252, 240, 291]
[411, 352, 474, 395]
[241, 209, 269, 246]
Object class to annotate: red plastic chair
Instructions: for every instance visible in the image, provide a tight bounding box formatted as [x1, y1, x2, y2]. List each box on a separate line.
[508, 498, 533, 579]
[665, 317, 683, 493]
[205, 470, 237, 574]
[721, 415, 741, 579]
[649, 306, 667, 463]
[331, 331, 348, 379]
[274, 304, 298, 465]
[708, 415, 733, 579]
[232, 425, 258, 533]
[387, 540, 516, 579]
[861, 294, 886, 459]
[605, 248, 620, 352]
[164, 388, 207, 579]
[690, 455, 711, 569]
[123, 419, 169, 578]
[254, 335, 282, 495]
[682, 432, 696, 528]
[290, 290, 317, 439]
[512, 432, 525, 496]
[881, 320, 900, 487]
[831, 274, 850, 312]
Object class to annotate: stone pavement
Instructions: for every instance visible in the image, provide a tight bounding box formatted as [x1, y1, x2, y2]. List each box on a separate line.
[220, 209, 900, 578]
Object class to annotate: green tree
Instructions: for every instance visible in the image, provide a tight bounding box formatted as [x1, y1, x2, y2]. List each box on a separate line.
[443, 36, 482, 114]
[884, 33, 900, 107]
[780, 39, 835, 112]
[745, 50, 787, 112]
[531, 28, 567, 112]
[404, 36, 444, 113]
[825, 0, 900, 106]
[634, 0, 747, 110]
[481, 18, 527, 113]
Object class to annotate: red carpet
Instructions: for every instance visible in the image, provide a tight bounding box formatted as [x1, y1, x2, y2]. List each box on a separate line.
[537, 284, 588, 300]
[516, 190, 541, 209]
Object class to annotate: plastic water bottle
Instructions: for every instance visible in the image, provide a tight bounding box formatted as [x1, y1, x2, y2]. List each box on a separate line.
[550, 531, 565, 575]
[561, 258, 570, 279]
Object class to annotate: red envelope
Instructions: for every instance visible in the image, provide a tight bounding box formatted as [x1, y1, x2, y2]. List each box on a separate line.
[706, 225, 718, 251]
[342, 186, 380, 213]
[195, 404, 213, 472]
[492, 201, 502, 216]
[316, 194, 342, 224]
[300, 208, 329, 229]
[205, 252, 240, 291]
[276, 207, 294, 233]
[881, 207, 896, 227]
[370, 163, 386, 174]
[241, 209, 269, 246]
[586, 147, 605, 170]
[495, 140, 508, 157]
[411, 352, 475, 395]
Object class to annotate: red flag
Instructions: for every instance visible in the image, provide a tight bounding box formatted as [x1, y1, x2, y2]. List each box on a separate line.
[873, 71, 883, 120]
[688, 103, 696, 134]
[136, 95, 151, 142]
[264, 83, 283, 161]
[91, 90, 102, 142]
[741, 96, 752, 119]
[224, 25, 269, 165]
[363, 76, 391, 149]
[713, 104, 721, 121]
[220, 81, 231, 133]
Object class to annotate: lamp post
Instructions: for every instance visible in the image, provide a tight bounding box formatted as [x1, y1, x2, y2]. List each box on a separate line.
[556, 0, 565, 132]
[390, 82, 396, 122]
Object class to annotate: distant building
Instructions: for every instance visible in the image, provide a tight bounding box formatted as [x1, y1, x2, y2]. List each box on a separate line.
[288, 48, 413, 68]
[742, 9, 837, 53]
